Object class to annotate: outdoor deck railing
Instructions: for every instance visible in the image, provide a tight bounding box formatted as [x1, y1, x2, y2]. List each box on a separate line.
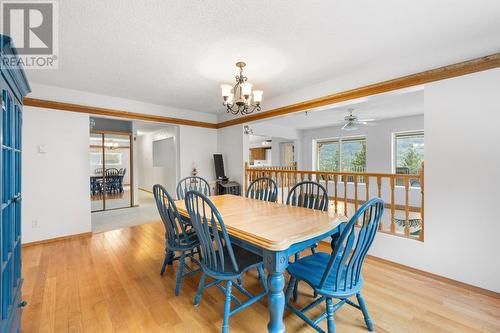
[244, 162, 425, 241]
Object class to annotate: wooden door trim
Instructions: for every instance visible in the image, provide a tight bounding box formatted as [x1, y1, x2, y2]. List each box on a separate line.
[24, 98, 218, 129]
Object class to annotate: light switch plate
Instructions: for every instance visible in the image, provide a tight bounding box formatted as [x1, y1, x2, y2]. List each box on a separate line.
[38, 145, 47, 153]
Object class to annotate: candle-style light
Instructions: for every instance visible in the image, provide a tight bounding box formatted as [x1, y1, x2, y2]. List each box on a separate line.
[220, 62, 263, 115]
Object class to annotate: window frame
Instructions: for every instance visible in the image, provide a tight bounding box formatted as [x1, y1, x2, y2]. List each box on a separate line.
[392, 130, 424, 174]
[315, 135, 366, 173]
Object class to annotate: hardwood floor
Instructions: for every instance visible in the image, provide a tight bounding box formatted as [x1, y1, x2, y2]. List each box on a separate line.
[21, 222, 500, 332]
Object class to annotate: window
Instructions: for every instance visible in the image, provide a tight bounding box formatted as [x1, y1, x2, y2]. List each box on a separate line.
[89, 152, 123, 166]
[317, 137, 366, 173]
[394, 131, 424, 174]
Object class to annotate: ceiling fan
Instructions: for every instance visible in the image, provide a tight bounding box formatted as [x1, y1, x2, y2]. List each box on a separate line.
[341, 108, 375, 131]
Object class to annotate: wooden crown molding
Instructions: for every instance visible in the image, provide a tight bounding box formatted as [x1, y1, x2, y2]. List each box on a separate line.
[23, 98, 218, 129]
[24, 53, 499, 129]
[216, 52, 500, 128]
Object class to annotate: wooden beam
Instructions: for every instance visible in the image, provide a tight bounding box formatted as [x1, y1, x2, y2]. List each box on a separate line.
[216, 53, 500, 128]
[24, 98, 218, 129]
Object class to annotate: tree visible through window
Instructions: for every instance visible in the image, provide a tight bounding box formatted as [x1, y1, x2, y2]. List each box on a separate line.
[317, 137, 366, 174]
[394, 132, 424, 174]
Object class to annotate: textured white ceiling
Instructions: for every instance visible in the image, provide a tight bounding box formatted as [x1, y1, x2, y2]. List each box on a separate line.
[259, 88, 424, 130]
[26, 0, 500, 114]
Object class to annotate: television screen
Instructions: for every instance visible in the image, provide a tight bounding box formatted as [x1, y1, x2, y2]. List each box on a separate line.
[213, 154, 226, 179]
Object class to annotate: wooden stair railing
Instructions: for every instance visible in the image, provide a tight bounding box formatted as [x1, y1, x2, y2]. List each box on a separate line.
[244, 162, 425, 241]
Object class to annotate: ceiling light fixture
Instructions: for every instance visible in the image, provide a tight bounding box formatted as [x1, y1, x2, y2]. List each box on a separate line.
[243, 125, 254, 135]
[221, 62, 263, 116]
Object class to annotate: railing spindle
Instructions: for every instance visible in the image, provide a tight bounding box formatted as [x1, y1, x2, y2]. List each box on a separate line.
[377, 176, 382, 198]
[390, 176, 395, 233]
[280, 171, 285, 204]
[333, 174, 338, 214]
[344, 177, 348, 216]
[404, 177, 410, 237]
[420, 162, 425, 241]
[354, 175, 359, 212]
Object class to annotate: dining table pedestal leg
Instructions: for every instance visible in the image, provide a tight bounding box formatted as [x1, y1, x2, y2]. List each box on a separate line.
[264, 250, 289, 333]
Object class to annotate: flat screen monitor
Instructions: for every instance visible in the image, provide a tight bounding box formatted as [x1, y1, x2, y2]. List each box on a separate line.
[213, 154, 226, 180]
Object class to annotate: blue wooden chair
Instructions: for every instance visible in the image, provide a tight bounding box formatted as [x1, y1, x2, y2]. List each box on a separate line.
[286, 180, 329, 211]
[153, 184, 202, 296]
[184, 190, 268, 333]
[286, 181, 329, 300]
[246, 177, 278, 202]
[176, 176, 211, 200]
[285, 198, 384, 333]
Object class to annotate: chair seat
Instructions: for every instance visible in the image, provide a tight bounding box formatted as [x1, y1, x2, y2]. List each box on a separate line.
[287, 252, 362, 297]
[205, 245, 263, 277]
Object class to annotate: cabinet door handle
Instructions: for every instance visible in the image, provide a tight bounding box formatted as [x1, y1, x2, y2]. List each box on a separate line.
[18, 300, 27, 308]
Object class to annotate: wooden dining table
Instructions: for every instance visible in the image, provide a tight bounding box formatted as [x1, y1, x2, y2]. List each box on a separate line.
[175, 194, 348, 333]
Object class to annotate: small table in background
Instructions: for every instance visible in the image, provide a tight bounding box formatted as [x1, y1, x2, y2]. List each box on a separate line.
[216, 180, 241, 195]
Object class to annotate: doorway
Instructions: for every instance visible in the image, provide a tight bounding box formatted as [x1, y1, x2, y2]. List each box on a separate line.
[90, 131, 133, 212]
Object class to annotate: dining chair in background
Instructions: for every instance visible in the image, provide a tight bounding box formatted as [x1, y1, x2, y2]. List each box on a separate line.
[286, 180, 329, 300]
[153, 184, 202, 296]
[184, 190, 268, 333]
[117, 168, 126, 193]
[286, 180, 329, 211]
[285, 198, 384, 333]
[176, 176, 211, 200]
[246, 177, 278, 202]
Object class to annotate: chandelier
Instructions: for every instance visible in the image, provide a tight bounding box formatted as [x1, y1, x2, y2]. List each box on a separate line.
[220, 62, 263, 115]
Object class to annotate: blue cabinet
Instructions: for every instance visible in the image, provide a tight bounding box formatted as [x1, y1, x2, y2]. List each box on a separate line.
[0, 35, 31, 333]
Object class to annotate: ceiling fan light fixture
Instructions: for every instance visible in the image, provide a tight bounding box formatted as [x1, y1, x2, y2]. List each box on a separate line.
[342, 122, 358, 131]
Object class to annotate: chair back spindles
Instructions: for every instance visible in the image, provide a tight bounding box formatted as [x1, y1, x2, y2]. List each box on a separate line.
[105, 168, 119, 176]
[246, 177, 278, 202]
[184, 191, 238, 274]
[286, 181, 328, 211]
[153, 184, 190, 249]
[176, 176, 211, 200]
[319, 198, 383, 292]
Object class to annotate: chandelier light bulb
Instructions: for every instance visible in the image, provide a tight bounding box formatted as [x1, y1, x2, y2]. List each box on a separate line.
[241, 82, 253, 97]
[221, 84, 232, 98]
[226, 93, 234, 105]
[253, 90, 263, 104]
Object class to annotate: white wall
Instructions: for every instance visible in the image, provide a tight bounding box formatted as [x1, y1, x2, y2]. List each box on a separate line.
[22, 107, 91, 243]
[369, 68, 500, 292]
[217, 125, 248, 186]
[178, 125, 218, 182]
[137, 127, 178, 195]
[251, 122, 299, 140]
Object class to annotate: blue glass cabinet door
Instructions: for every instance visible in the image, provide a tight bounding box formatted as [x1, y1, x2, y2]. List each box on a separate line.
[0, 34, 30, 333]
